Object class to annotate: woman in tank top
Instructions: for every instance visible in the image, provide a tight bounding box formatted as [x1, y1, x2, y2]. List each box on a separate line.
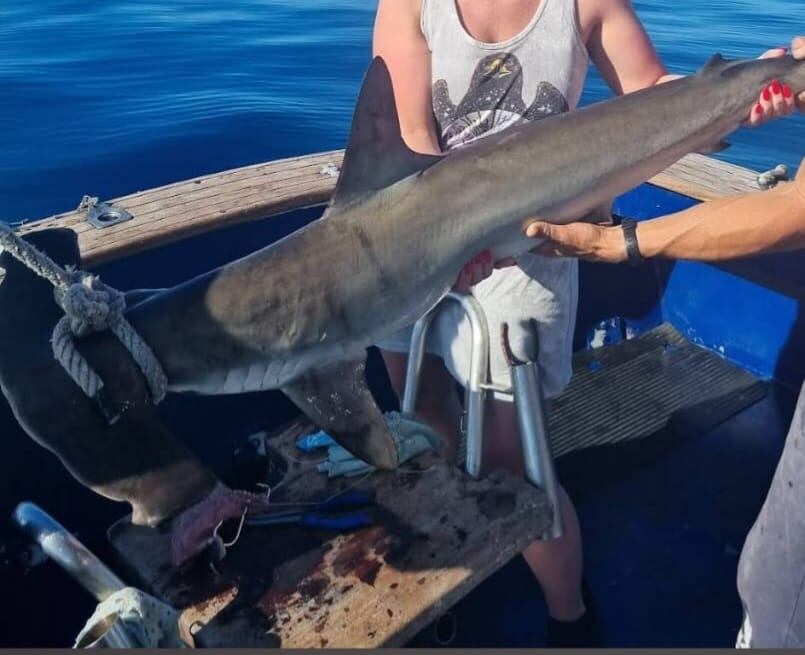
[373, 0, 801, 645]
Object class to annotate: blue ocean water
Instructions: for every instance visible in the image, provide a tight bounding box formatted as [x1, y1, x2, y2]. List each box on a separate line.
[1, 0, 804, 223]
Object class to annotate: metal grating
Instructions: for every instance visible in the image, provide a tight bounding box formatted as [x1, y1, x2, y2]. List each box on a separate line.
[548, 323, 766, 458]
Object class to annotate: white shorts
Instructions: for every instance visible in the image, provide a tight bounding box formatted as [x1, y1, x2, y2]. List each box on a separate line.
[377, 254, 578, 401]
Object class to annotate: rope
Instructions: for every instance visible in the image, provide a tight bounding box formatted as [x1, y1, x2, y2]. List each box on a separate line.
[0, 221, 167, 412]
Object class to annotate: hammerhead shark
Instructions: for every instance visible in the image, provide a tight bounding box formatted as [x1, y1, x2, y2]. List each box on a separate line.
[3, 53, 804, 565]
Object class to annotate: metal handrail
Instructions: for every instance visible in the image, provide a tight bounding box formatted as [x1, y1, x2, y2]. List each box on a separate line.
[503, 322, 565, 540]
[12, 502, 140, 648]
[13, 502, 125, 602]
[402, 293, 564, 539]
[403, 291, 489, 479]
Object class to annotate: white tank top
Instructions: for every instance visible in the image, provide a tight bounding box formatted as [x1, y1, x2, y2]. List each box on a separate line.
[421, 0, 588, 151]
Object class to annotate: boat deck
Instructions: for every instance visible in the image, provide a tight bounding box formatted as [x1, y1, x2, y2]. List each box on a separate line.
[2, 150, 798, 647]
[421, 382, 794, 647]
[104, 323, 768, 648]
[2, 375, 791, 647]
[108, 423, 551, 648]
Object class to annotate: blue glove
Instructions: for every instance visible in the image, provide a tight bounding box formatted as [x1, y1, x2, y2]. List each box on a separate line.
[296, 412, 442, 478]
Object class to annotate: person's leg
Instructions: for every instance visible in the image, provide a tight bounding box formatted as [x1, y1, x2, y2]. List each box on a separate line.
[380, 349, 463, 461]
[522, 489, 585, 620]
[482, 397, 585, 622]
[382, 341, 590, 639]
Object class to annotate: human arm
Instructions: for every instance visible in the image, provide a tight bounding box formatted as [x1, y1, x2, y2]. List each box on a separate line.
[581, 0, 805, 123]
[580, 0, 668, 95]
[525, 159, 805, 263]
[372, 0, 441, 156]
[373, 0, 500, 289]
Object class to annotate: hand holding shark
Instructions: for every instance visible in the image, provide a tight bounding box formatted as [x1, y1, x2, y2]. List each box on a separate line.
[745, 37, 805, 126]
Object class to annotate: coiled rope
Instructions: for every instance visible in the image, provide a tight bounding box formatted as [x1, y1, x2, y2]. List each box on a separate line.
[0, 222, 167, 415]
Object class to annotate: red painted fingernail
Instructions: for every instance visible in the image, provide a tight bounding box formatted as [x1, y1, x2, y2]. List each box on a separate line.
[772, 80, 782, 94]
[784, 84, 793, 98]
[763, 87, 772, 101]
[754, 103, 764, 115]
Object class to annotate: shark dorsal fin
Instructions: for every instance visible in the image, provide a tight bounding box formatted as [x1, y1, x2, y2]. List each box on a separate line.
[329, 57, 442, 210]
[698, 53, 729, 76]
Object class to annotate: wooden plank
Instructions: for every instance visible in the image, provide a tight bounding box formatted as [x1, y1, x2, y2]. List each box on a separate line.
[14, 150, 764, 268]
[64, 154, 340, 239]
[647, 153, 761, 201]
[109, 420, 552, 648]
[15, 151, 344, 266]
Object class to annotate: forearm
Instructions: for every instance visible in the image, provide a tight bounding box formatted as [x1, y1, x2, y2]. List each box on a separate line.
[637, 177, 805, 261]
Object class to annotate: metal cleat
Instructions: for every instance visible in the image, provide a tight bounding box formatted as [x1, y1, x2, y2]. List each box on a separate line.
[757, 163, 789, 190]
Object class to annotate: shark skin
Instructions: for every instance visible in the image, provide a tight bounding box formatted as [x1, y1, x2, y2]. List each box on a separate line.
[0, 231, 271, 566]
[121, 53, 805, 458]
[1, 53, 804, 566]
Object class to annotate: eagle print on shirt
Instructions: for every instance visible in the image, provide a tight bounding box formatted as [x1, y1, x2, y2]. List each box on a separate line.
[433, 52, 569, 150]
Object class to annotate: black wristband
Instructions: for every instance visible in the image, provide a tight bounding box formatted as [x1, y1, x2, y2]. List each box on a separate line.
[621, 219, 644, 267]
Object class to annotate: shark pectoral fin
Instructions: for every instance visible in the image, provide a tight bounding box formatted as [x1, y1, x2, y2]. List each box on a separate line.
[281, 357, 399, 470]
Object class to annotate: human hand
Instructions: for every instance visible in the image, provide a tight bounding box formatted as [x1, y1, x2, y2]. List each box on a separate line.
[526, 221, 627, 263]
[745, 37, 805, 127]
[453, 251, 516, 292]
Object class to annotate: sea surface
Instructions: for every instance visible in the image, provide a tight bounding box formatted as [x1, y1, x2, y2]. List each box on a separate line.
[1, 0, 804, 223]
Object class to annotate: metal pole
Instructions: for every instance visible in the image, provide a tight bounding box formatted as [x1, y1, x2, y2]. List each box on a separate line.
[404, 301, 563, 539]
[13, 502, 125, 601]
[402, 311, 438, 415]
[402, 291, 489, 478]
[502, 322, 565, 540]
[13, 502, 141, 648]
